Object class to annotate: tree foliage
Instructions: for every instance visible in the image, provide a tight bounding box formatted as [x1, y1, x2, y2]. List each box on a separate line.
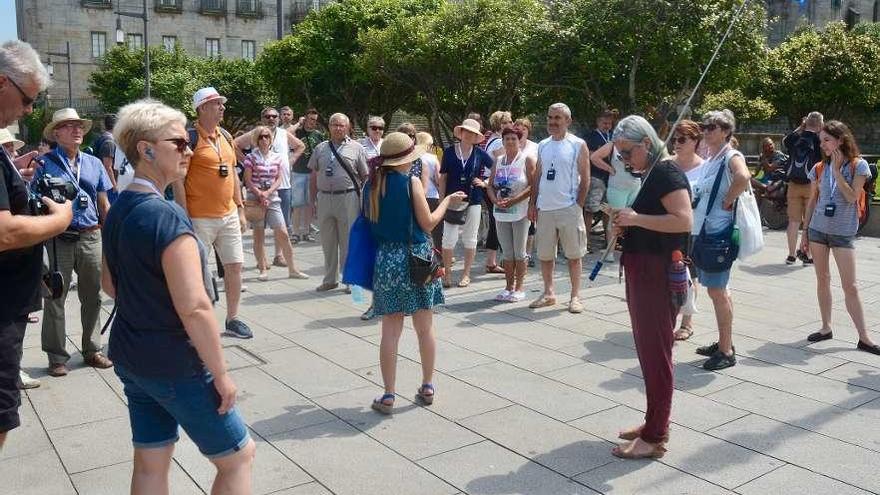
[762, 22, 880, 123]
[258, 0, 441, 130]
[89, 45, 275, 131]
[697, 89, 775, 122]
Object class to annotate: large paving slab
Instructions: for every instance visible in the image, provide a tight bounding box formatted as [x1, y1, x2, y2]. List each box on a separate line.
[9, 229, 880, 493]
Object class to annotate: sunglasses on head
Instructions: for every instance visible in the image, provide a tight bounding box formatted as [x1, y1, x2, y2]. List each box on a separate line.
[163, 137, 190, 153]
[369, 126, 384, 131]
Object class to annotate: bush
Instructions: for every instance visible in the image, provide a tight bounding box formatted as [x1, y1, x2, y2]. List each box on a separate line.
[697, 89, 776, 123]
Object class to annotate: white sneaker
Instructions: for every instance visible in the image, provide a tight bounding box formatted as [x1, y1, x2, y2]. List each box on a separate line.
[18, 370, 40, 389]
[507, 291, 526, 302]
[495, 290, 511, 301]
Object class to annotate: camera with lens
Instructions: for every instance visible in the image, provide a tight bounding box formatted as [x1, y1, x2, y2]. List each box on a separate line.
[28, 174, 79, 215]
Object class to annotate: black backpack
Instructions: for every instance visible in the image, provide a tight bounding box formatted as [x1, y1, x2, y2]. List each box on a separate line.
[187, 126, 235, 152]
[786, 132, 819, 185]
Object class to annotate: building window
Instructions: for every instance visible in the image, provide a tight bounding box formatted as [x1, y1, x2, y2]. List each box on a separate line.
[206, 38, 221, 58]
[91, 32, 107, 58]
[162, 35, 177, 53]
[241, 40, 255, 61]
[127, 33, 143, 51]
[874, 0, 879, 22]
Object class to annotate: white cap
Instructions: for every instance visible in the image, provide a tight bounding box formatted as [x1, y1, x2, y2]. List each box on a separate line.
[192, 87, 227, 112]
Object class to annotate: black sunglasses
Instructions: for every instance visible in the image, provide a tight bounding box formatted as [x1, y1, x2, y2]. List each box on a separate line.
[672, 136, 690, 144]
[258, 134, 272, 140]
[7, 76, 34, 107]
[369, 126, 384, 131]
[163, 137, 190, 153]
[700, 123, 719, 132]
[264, 114, 279, 119]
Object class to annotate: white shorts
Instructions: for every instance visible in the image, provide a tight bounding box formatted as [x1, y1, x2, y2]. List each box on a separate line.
[442, 204, 482, 250]
[191, 211, 245, 265]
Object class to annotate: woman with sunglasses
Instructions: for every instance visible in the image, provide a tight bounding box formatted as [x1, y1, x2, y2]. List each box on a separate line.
[800, 121, 878, 355]
[610, 115, 692, 459]
[670, 120, 705, 341]
[102, 100, 255, 493]
[243, 125, 309, 281]
[691, 110, 750, 371]
[360, 116, 384, 161]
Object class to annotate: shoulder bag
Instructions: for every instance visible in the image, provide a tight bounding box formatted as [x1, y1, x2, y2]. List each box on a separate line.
[691, 157, 739, 273]
[406, 178, 443, 286]
[442, 151, 476, 225]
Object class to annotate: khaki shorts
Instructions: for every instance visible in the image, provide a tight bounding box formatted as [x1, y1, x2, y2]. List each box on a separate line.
[536, 204, 588, 261]
[786, 182, 812, 221]
[192, 211, 245, 265]
[585, 178, 606, 213]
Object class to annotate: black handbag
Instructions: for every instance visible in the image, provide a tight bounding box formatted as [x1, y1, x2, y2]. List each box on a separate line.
[692, 155, 739, 273]
[406, 180, 443, 286]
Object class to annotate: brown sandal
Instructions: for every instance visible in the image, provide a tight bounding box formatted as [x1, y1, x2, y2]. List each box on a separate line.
[612, 440, 667, 459]
[674, 325, 693, 341]
[485, 265, 505, 274]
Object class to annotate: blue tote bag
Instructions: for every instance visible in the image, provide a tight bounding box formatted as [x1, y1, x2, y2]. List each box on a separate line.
[342, 192, 378, 290]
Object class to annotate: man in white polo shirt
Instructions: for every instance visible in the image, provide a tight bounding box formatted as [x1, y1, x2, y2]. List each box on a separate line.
[527, 102, 591, 313]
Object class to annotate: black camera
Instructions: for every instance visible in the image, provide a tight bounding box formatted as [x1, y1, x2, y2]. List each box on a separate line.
[29, 174, 78, 215]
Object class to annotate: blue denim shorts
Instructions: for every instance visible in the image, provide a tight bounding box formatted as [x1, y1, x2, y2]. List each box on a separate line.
[808, 228, 855, 249]
[115, 364, 250, 458]
[696, 268, 731, 289]
[291, 172, 311, 208]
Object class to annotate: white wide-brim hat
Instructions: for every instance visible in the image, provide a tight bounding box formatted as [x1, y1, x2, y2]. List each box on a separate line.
[192, 86, 228, 112]
[43, 108, 92, 140]
[453, 118, 483, 140]
[0, 128, 25, 151]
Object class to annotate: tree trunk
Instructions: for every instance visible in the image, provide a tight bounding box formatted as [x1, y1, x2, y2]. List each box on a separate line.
[628, 49, 641, 113]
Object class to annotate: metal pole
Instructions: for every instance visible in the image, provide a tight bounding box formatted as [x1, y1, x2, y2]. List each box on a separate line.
[143, 0, 150, 97]
[65, 41, 72, 107]
[276, 0, 283, 39]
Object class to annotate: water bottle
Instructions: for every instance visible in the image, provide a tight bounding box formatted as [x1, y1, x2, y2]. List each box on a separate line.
[668, 250, 688, 307]
[350, 285, 366, 305]
[731, 225, 741, 246]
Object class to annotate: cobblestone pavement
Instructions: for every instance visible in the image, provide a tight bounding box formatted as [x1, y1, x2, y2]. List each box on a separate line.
[5, 229, 880, 494]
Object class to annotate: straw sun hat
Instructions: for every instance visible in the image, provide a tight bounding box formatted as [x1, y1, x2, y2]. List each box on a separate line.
[376, 132, 426, 167]
[42, 108, 92, 140]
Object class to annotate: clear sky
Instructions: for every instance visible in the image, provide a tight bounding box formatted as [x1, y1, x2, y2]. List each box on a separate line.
[1, 0, 18, 42]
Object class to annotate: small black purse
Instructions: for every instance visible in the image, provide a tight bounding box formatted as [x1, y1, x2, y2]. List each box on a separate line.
[406, 180, 443, 286]
[692, 156, 739, 273]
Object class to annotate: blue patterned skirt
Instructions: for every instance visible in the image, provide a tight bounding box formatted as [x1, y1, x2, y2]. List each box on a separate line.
[373, 241, 444, 316]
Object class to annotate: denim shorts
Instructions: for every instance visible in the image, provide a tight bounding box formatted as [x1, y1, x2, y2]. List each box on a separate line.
[291, 172, 311, 208]
[696, 268, 731, 289]
[808, 228, 855, 249]
[115, 364, 250, 458]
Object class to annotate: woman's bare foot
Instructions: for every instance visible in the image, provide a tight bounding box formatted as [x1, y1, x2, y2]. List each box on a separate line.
[611, 438, 667, 459]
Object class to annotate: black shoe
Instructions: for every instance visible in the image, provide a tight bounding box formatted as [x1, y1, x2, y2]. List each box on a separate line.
[785, 256, 796, 265]
[857, 340, 880, 355]
[291, 234, 301, 244]
[807, 331, 833, 342]
[696, 342, 719, 356]
[703, 349, 736, 370]
[796, 249, 814, 265]
[225, 318, 253, 339]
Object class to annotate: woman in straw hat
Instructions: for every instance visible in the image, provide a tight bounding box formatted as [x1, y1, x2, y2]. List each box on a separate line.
[367, 132, 467, 414]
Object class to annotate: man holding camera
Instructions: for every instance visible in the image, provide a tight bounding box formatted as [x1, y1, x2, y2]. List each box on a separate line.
[35, 108, 113, 377]
[0, 40, 73, 448]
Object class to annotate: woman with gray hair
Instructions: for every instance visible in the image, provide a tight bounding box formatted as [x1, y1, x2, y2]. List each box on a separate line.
[102, 99, 255, 493]
[360, 116, 385, 160]
[691, 110, 750, 371]
[610, 115, 692, 459]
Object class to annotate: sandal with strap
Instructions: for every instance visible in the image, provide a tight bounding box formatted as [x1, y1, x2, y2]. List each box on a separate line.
[612, 440, 667, 460]
[371, 393, 395, 415]
[674, 325, 693, 341]
[415, 383, 435, 405]
[485, 264, 505, 274]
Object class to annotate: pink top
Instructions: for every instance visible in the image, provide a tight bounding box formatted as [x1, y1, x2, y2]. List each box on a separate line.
[243, 149, 283, 189]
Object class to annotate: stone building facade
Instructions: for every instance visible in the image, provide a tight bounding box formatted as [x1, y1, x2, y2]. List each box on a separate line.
[767, 0, 880, 45]
[15, 0, 331, 105]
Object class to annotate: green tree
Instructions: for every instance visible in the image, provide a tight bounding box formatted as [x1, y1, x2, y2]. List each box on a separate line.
[258, 0, 441, 130]
[529, 0, 767, 123]
[89, 45, 274, 131]
[360, 0, 550, 141]
[763, 22, 880, 123]
[697, 89, 775, 123]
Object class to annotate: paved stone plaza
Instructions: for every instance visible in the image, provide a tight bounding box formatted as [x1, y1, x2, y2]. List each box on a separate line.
[4, 230, 880, 494]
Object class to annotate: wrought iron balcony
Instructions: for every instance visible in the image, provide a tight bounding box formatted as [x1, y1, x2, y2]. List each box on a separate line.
[154, 0, 182, 13]
[200, 0, 227, 15]
[236, 0, 263, 17]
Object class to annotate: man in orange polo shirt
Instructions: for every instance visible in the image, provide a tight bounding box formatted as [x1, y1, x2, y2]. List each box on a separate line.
[172, 87, 252, 338]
